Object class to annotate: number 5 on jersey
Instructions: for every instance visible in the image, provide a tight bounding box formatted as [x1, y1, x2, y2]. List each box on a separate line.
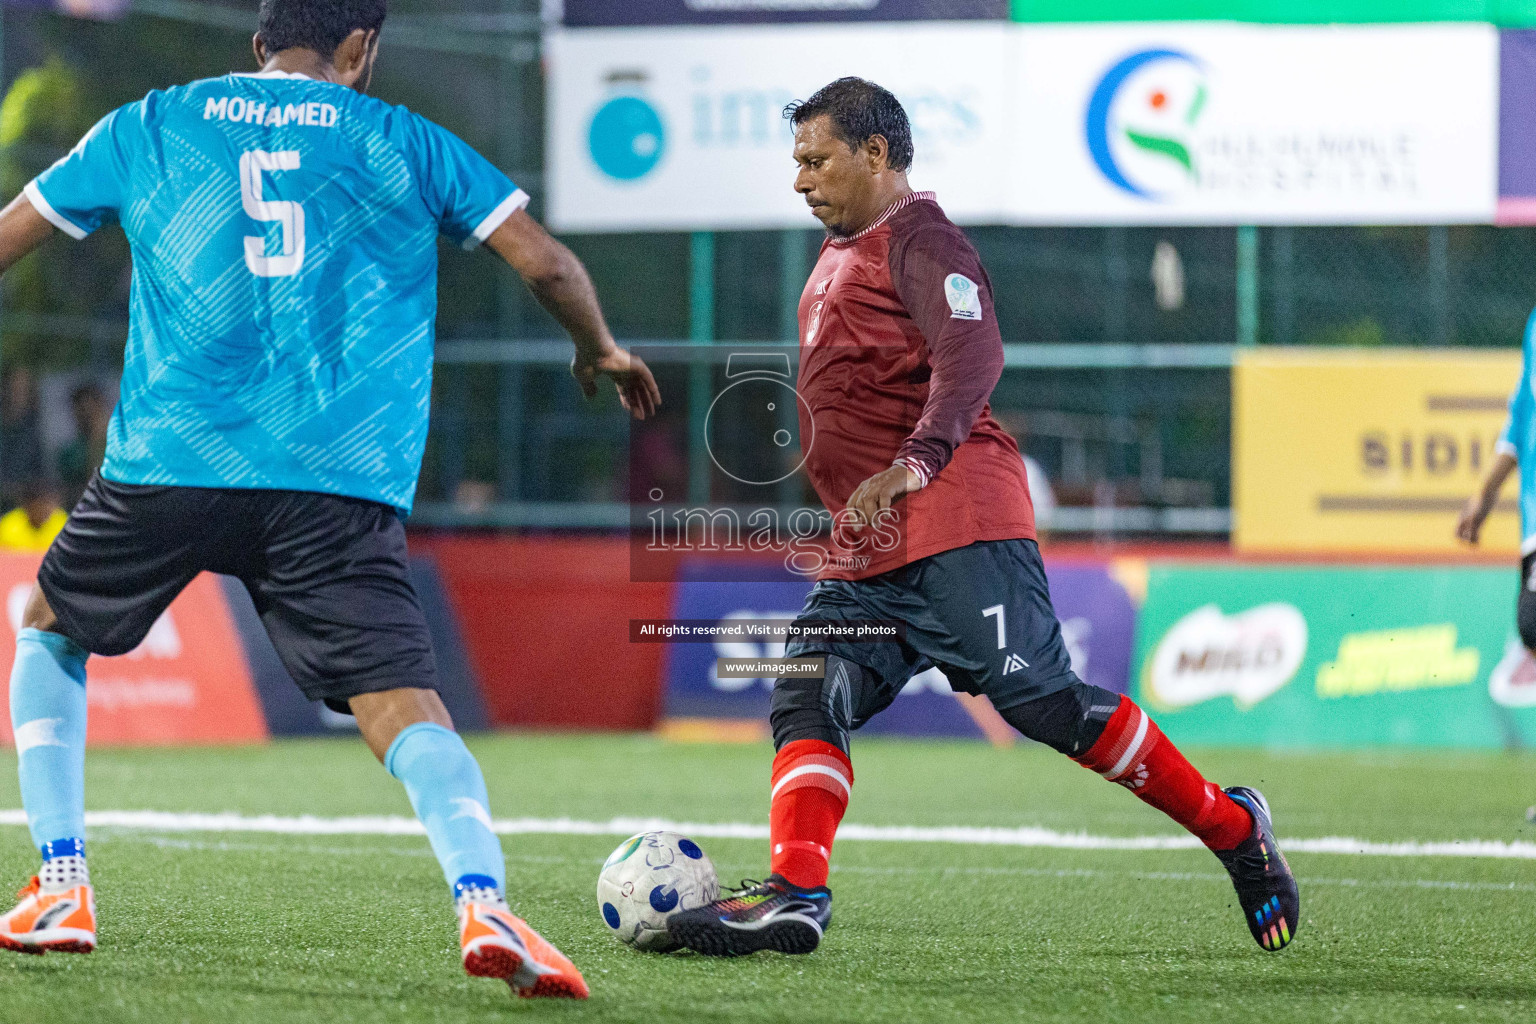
[240, 149, 305, 278]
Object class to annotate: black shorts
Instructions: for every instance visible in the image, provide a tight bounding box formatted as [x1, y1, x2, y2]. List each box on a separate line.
[783, 538, 1079, 727]
[38, 475, 439, 713]
[1519, 554, 1536, 652]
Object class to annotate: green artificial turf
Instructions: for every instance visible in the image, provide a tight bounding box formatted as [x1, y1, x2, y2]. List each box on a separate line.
[1, 734, 1534, 1023]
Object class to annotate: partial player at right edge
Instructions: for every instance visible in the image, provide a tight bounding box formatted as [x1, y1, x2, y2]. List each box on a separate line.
[1458, 305, 1536, 822]
[1458, 306, 1536, 652]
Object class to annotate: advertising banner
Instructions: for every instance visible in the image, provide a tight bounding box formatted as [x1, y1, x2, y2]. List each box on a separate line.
[1232, 349, 1521, 555]
[660, 558, 1137, 739]
[1498, 30, 1536, 224]
[1133, 564, 1536, 748]
[412, 536, 674, 731]
[547, 23, 1499, 230]
[562, 0, 1007, 26]
[546, 23, 1013, 231]
[0, 555, 267, 748]
[1011, 1, 1536, 23]
[1010, 22, 1498, 225]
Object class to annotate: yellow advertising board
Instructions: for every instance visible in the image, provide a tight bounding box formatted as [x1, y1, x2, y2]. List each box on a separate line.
[1233, 349, 1521, 554]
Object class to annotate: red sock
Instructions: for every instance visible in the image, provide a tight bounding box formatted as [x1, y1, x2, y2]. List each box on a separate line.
[768, 739, 852, 888]
[1074, 696, 1253, 851]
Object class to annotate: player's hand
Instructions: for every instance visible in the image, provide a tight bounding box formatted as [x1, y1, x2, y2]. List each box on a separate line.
[571, 345, 661, 420]
[845, 464, 921, 532]
[1455, 494, 1491, 545]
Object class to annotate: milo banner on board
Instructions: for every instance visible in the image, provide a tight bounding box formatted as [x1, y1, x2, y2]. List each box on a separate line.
[1134, 565, 1536, 748]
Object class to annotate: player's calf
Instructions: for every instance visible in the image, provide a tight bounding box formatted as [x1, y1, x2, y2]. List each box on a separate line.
[1003, 685, 1300, 950]
[1003, 686, 1255, 850]
[668, 662, 861, 957]
[380, 716, 588, 997]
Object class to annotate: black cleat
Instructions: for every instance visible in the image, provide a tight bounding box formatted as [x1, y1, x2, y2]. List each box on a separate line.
[667, 875, 831, 957]
[1215, 786, 1300, 952]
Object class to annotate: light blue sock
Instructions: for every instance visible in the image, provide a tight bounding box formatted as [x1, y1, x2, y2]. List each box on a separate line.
[385, 722, 506, 899]
[9, 628, 89, 854]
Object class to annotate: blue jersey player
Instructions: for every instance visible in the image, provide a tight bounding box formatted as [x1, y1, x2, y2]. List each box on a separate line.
[0, 1, 658, 999]
[1459, 307, 1536, 654]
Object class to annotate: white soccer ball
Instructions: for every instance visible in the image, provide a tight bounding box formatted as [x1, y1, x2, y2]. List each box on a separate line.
[596, 830, 719, 952]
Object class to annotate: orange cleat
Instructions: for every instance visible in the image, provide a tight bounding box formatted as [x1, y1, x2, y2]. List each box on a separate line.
[0, 877, 96, 955]
[460, 900, 589, 999]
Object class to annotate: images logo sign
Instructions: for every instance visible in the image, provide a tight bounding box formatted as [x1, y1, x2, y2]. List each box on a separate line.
[1085, 48, 1208, 200]
[589, 95, 666, 181]
[1144, 603, 1307, 710]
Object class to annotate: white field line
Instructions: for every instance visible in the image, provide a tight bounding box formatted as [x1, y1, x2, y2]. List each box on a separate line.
[3, 809, 1536, 861]
[98, 835, 1536, 894]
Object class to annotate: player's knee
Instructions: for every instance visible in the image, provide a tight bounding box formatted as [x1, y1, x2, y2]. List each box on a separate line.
[998, 680, 1123, 757]
[768, 655, 867, 755]
[1520, 592, 1536, 655]
[21, 586, 59, 634]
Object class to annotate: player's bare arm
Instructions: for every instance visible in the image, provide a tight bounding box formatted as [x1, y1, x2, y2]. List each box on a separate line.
[0, 192, 59, 275]
[486, 209, 660, 420]
[1458, 450, 1517, 544]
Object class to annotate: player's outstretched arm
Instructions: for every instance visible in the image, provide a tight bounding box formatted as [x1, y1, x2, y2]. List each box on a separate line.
[0, 192, 57, 276]
[1457, 450, 1516, 545]
[485, 210, 660, 420]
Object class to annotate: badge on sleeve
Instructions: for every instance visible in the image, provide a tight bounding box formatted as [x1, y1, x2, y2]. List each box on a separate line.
[944, 273, 982, 321]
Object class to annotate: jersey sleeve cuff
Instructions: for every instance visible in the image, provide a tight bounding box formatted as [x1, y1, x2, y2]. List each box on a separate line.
[894, 457, 932, 490]
[462, 189, 530, 250]
[24, 180, 89, 241]
[1497, 439, 1519, 457]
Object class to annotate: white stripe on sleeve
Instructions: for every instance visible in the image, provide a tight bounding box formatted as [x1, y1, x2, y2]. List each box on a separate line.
[24, 180, 89, 241]
[462, 189, 531, 250]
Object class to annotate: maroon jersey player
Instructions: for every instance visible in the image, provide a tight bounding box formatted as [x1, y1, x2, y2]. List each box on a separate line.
[668, 78, 1299, 960]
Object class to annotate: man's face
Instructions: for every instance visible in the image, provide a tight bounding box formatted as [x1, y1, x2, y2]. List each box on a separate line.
[793, 115, 876, 238]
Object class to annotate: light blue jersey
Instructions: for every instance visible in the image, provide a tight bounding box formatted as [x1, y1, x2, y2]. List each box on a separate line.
[25, 71, 525, 511]
[1499, 307, 1536, 554]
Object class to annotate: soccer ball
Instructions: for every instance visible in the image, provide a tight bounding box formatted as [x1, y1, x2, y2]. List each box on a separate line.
[596, 830, 719, 952]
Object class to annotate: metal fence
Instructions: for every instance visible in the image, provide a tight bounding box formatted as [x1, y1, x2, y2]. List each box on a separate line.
[1, 2, 1534, 533]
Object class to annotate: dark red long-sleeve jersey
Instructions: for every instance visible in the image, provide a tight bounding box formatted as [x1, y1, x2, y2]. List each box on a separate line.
[797, 192, 1035, 581]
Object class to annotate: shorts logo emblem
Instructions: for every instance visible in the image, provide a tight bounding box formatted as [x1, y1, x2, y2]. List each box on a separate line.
[1002, 653, 1030, 675]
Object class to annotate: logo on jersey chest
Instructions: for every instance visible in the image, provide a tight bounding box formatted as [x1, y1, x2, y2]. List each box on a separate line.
[805, 301, 826, 346]
[805, 274, 837, 346]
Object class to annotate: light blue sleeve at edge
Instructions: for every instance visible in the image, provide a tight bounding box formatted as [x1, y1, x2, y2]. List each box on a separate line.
[25, 102, 142, 239]
[1500, 308, 1536, 458]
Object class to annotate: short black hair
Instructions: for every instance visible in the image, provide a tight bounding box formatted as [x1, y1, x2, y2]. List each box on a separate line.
[257, 0, 387, 59]
[784, 77, 913, 173]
